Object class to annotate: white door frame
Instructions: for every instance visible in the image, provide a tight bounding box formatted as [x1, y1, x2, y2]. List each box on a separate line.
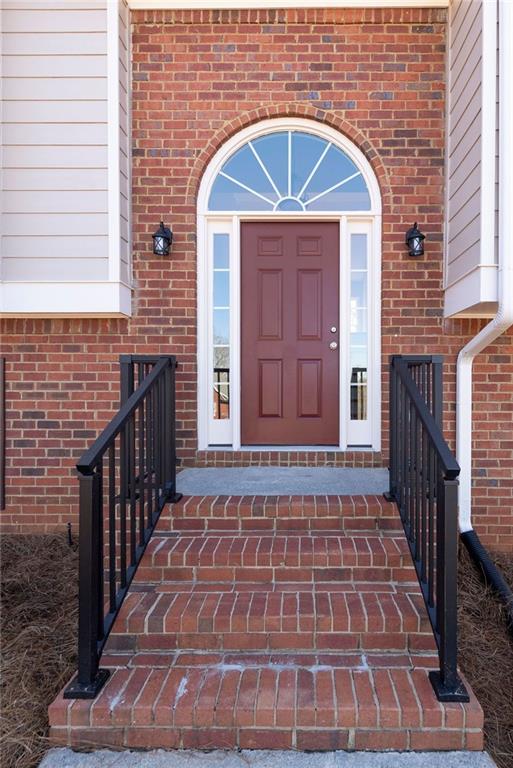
[197, 118, 382, 451]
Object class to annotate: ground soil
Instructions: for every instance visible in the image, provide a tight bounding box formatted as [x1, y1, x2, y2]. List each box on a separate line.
[0, 533, 511, 768]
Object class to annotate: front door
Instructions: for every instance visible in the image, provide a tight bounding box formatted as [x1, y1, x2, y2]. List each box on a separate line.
[241, 221, 339, 445]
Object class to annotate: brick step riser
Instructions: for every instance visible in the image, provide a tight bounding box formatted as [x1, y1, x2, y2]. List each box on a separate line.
[49, 726, 482, 752]
[157, 518, 403, 533]
[134, 566, 416, 584]
[108, 631, 435, 654]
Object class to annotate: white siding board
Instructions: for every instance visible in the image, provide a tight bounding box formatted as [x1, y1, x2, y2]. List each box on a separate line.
[448, 165, 481, 223]
[3, 77, 108, 100]
[2, 123, 107, 145]
[1, 190, 108, 214]
[3, 146, 107, 168]
[2, 235, 108, 259]
[2, 213, 108, 236]
[3, 100, 107, 123]
[447, 112, 480, 171]
[1, 257, 109, 282]
[2, 2, 106, 9]
[2, 168, 107, 191]
[2, 9, 107, 33]
[1, 55, 107, 78]
[1, 32, 108, 55]
[447, 134, 481, 201]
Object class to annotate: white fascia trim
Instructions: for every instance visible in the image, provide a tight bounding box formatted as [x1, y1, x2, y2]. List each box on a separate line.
[0, 281, 132, 318]
[444, 264, 499, 318]
[129, 0, 448, 8]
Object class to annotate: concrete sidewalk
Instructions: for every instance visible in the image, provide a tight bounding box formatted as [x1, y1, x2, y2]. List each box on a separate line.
[39, 748, 497, 768]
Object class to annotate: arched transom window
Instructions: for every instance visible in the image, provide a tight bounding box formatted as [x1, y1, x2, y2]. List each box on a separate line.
[208, 130, 371, 212]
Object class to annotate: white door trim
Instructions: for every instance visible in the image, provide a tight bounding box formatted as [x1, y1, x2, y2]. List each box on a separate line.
[197, 117, 382, 451]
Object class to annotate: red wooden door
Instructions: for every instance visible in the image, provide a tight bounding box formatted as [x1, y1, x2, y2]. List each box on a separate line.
[241, 221, 339, 445]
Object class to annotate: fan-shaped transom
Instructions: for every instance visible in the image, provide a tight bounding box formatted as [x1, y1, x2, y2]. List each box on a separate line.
[208, 130, 371, 212]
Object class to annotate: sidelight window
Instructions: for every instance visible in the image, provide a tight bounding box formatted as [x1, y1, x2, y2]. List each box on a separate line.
[213, 233, 230, 420]
[349, 233, 368, 422]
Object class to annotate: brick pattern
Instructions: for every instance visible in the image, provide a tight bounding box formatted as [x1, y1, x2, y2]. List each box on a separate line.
[49, 495, 483, 751]
[0, 6, 512, 549]
[49, 659, 482, 751]
[135, 532, 414, 583]
[156, 495, 402, 533]
[195, 451, 384, 468]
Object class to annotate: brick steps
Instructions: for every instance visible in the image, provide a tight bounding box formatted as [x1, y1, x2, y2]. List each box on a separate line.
[135, 532, 415, 584]
[156, 495, 402, 533]
[49, 653, 482, 751]
[108, 584, 434, 653]
[50, 494, 483, 751]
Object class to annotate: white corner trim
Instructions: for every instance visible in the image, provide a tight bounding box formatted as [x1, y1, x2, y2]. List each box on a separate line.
[108, 0, 121, 284]
[0, 281, 132, 318]
[128, 0, 448, 8]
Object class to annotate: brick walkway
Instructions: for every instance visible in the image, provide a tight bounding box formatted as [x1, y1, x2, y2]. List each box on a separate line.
[49, 496, 483, 751]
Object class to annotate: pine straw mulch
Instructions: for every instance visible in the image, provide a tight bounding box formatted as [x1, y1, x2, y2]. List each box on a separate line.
[458, 546, 513, 768]
[0, 532, 512, 768]
[1, 533, 78, 768]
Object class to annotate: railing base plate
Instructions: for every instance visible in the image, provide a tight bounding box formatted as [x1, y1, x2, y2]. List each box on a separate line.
[383, 491, 395, 502]
[168, 491, 183, 504]
[428, 670, 470, 702]
[63, 669, 110, 700]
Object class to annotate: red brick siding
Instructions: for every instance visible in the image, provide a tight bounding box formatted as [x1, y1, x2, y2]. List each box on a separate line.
[0, 7, 512, 549]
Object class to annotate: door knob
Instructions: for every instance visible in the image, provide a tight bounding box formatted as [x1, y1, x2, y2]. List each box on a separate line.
[330, 326, 337, 333]
[329, 341, 338, 350]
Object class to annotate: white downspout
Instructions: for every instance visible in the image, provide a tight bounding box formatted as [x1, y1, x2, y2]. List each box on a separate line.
[456, 0, 513, 533]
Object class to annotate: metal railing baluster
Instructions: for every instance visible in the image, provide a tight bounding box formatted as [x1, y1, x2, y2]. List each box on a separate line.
[385, 355, 468, 703]
[64, 356, 182, 699]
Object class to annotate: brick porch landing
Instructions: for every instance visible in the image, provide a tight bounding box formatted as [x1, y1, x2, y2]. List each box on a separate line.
[49, 496, 483, 751]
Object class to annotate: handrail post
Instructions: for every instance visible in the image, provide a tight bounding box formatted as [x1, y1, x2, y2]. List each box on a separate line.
[120, 355, 134, 407]
[384, 355, 398, 501]
[431, 356, 443, 430]
[64, 470, 109, 698]
[164, 357, 182, 504]
[428, 476, 469, 701]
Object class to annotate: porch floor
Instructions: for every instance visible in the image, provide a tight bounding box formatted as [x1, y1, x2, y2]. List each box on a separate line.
[49, 494, 483, 752]
[176, 468, 389, 496]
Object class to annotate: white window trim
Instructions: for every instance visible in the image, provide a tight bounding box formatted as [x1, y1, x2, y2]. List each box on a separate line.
[197, 117, 382, 451]
[129, 1, 448, 9]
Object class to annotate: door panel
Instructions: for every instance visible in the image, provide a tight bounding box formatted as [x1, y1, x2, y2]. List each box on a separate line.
[241, 221, 339, 445]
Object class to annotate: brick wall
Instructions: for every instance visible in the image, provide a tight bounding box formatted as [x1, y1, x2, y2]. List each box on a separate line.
[1, 7, 512, 550]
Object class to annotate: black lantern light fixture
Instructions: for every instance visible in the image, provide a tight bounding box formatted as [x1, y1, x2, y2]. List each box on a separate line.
[152, 220, 173, 256]
[405, 222, 425, 258]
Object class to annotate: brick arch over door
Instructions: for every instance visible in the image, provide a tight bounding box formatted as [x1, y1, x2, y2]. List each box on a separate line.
[196, 116, 383, 451]
[187, 104, 391, 212]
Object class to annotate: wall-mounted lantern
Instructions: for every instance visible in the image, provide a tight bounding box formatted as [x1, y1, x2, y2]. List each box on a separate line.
[405, 222, 425, 258]
[152, 221, 173, 256]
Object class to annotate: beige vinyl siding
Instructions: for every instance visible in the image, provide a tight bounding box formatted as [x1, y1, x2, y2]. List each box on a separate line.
[446, 0, 482, 287]
[444, 0, 499, 317]
[119, 0, 130, 286]
[0, 1, 109, 283]
[0, 0, 132, 316]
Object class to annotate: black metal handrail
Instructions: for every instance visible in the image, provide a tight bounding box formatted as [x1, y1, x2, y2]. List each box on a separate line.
[385, 355, 469, 702]
[65, 355, 182, 699]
